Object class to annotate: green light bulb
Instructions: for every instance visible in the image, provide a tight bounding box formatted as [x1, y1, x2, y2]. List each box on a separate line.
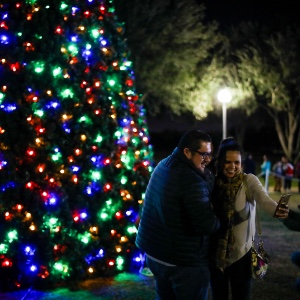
[126, 90, 134, 95]
[35, 67, 43, 73]
[52, 153, 60, 161]
[54, 262, 63, 271]
[7, 230, 18, 242]
[0, 243, 8, 254]
[131, 137, 138, 145]
[49, 218, 58, 225]
[91, 29, 99, 38]
[114, 131, 121, 138]
[124, 61, 132, 67]
[91, 171, 101, 181]
[108, 80, 115, 86]
[68, 44, 78, 55]
[26, 0, 38, 5]
[79, 233, 90, 244]
[53, 67, 62, 77]
[95, 134, 103, 143]
[120, 176, 127, 184]
[61, 89, 74, 98]
[116, 256, 124, 270]
[100, 212, 108, 220]
[60, 3, 68, 10]
[127, 226, 137, 234]
[34, 110, 44, 117]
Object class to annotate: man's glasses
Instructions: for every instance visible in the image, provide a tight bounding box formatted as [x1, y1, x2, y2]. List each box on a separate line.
[191, 150, 212, 159]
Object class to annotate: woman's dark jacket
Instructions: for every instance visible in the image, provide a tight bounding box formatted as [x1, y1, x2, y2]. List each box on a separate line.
[135, 147, 220, 266]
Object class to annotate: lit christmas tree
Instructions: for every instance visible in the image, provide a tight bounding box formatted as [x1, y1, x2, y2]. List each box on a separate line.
[0, 0, 153, 291]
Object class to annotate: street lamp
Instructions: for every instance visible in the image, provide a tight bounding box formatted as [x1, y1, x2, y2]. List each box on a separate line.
[217, 88, 232, 140]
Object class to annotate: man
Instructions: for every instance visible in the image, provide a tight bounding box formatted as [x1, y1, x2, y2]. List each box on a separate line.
[135, 130, 220, 300]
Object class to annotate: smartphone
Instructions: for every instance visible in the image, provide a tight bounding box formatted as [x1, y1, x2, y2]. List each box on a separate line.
[273, 193, 291, 217]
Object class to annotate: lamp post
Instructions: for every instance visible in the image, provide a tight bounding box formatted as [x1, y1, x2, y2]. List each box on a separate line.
[217, 88, 232, 140]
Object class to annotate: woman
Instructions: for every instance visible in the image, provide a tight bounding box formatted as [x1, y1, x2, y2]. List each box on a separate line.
[210, 137, 288, 300]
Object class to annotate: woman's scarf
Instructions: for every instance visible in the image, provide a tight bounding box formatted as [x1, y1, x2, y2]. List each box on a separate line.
[212, 172, 244, 271]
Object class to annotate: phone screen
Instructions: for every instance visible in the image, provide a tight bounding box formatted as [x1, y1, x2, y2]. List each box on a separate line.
[273, 193, 291, 217]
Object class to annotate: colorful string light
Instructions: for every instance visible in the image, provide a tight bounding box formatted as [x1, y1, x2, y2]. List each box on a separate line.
[0, 0, 153, 290]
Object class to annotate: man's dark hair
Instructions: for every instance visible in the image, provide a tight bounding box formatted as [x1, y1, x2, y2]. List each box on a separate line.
[177, 129, 211, 151]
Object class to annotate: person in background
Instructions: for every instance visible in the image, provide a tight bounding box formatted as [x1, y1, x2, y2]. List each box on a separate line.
[260, 154, 271, 191]
[210, 137, 289, 300]
[243, 153, 256, 175]
[291, 252, 300, 291]
[135, 129, 220, 300]
[272, 159, 283, 192]
[281, 156, 294, 193]
[295, 160, 300, 193]
[283, 207, 300, 291]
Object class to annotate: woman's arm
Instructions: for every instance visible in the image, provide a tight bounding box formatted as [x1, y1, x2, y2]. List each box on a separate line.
[246, 174, 288, 218]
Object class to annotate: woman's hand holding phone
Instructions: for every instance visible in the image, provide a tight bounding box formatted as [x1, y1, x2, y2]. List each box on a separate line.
[273, 193, 291, 219]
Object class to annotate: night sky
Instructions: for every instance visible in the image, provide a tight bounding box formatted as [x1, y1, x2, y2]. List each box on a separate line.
[148, 0, 300, 134]
[203, 0, 300, 26]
